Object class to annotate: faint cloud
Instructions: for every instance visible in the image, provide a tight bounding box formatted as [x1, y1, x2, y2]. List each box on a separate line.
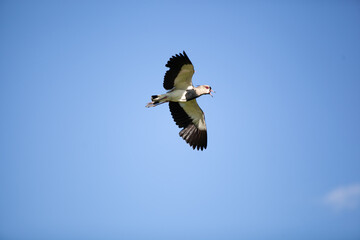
[324, 183, 360, 211]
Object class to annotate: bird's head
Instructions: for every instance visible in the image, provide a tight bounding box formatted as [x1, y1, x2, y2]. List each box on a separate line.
[198, 85, 215, 97]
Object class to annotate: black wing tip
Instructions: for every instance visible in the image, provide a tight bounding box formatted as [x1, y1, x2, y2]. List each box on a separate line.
[165, 50, 192, 68]
[179, 124, 207, 151]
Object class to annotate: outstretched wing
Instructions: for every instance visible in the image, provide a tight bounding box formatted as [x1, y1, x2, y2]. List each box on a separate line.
[163, 51, 195, 90]
[169, 100, 207, 150]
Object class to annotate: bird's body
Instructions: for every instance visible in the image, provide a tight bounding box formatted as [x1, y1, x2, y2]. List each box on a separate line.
[146, 51, 214, 150]
[159, 89, 189, 103]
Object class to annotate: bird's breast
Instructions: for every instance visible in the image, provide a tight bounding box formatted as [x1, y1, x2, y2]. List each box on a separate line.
[185, 89, 198, 101]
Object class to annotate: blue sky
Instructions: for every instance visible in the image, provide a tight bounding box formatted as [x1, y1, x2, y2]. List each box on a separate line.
[1, 1, 360, 239]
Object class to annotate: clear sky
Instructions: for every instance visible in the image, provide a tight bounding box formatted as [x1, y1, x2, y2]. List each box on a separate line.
[1, 1, 360, 239]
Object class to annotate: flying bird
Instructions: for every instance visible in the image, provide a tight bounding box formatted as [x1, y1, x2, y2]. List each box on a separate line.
[146, 51, 214, 150]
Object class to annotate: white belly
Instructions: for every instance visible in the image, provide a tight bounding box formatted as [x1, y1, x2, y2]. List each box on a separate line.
[167, 90, 187, 102]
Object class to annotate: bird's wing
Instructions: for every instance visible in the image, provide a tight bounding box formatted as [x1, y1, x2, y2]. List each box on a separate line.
[169, 100, 207, 150]
[163, 51, 195, 90]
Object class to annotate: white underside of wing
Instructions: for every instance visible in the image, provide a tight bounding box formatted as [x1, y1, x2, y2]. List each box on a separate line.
[179, 100, 206, 130]
[173, 64, 195, 90]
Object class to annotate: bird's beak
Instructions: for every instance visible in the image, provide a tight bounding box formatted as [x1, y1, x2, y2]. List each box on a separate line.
[209, 89, 215, 97]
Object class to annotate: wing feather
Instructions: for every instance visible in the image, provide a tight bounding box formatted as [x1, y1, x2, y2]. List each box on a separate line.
[179, 100, 206, 131]
[169, 100, 207, 150]
[163, 51, 195, 90]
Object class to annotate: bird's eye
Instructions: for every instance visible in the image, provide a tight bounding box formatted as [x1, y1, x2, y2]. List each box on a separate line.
[205, 86, 209, 89]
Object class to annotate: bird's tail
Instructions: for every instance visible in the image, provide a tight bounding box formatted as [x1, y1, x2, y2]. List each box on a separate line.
[145, 94, 168, 108]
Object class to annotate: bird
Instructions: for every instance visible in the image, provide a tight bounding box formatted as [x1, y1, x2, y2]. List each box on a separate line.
[146, 51, 214, 150]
